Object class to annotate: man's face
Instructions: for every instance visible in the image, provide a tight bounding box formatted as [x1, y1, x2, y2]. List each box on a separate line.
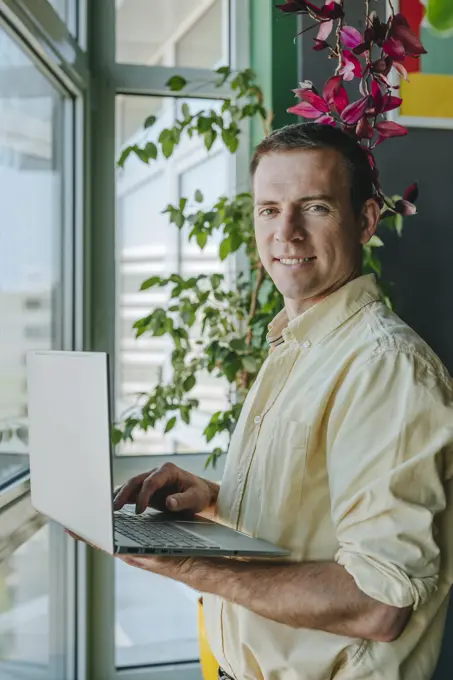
[253, 148, 378, 318]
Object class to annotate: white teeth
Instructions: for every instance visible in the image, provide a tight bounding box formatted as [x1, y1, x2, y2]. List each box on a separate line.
[279, 258, 314, 265]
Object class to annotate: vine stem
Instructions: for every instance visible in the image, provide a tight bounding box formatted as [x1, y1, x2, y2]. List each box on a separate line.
[334, 2, 345, 76]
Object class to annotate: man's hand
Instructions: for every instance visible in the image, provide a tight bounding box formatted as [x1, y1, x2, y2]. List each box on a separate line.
[113, 462, 220, 515]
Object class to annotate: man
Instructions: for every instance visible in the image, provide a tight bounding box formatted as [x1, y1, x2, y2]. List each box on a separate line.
[113, 123, 453, 679]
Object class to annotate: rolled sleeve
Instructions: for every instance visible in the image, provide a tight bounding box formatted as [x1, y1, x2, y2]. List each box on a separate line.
[328, 350, 453, 610]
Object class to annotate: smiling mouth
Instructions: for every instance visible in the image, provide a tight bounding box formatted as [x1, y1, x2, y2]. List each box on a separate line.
[275, 257, 317, 265]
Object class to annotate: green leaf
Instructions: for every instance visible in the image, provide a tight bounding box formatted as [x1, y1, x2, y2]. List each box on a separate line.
[204, 128, 218, 151]
[230, 338, 247, 352]
[181, 103, 190, 120]
[242, 355, 259, 372]
[183, 375, 196, 392]
[196, 231, 208, 249]
[111, 427, 123, 445]
[197, 117, 212, 133]
[143, 141, 158, 160]
[221, 129, 239, 153]
[166, 75, 188, 92]
[215, 65, 232, 86]
[219, 237, 231, 261]
[117, 146, 134, 168]
[395, 213, 403, 237]
[140, 276, 162, 290]
[179, 197, 187, 211]
[164, 416, 177, 433]
[174, 211, 185, 229]
[195, 189, 203, 203]
[162, 138, 174, 158]
[369, 235, 384, 248]
[181, 408, 190, 425]
[229, 230, 243, 253]
[144, 115, 157, 129]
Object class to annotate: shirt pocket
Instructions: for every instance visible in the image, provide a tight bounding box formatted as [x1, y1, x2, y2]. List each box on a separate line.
[253, 418, 310, 545]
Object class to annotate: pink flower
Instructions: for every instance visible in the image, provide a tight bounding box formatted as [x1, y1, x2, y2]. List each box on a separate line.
[339, 50, 363, 81]
[355, 117, 374, 139]
[373, 120, 408, 146]
[340, 25, 362, 49]
[288, 78, 345, 125]
[390, 13, 427, 57]
[288, 89, 330, 118]
[277, 0, 343, 20]
[383, 37, 406, 63]
[323, 75, 349, 114]
[312, 15, 334, 50]
[370, 80, 402, 115]
[341, 95, 370, 125]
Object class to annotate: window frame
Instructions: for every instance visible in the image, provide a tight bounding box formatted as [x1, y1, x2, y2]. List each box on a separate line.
[0, 2, 88, 679]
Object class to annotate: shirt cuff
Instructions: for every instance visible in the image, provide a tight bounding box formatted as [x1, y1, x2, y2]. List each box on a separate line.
[335, 547, 438, 610]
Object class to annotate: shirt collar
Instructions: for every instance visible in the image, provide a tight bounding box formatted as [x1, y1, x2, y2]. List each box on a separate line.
[266, 274, 381, 349]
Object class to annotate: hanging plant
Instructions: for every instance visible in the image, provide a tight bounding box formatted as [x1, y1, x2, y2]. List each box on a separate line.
[277, 0, 426, 217]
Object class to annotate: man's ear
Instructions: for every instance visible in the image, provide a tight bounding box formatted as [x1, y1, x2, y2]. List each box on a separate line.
[359, 198, 381, 245]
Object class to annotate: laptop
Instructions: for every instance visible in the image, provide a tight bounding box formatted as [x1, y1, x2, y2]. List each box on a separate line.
[26, 350, 289, 558]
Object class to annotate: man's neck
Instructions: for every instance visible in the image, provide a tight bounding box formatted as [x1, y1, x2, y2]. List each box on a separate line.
[284, 271, 361, 322]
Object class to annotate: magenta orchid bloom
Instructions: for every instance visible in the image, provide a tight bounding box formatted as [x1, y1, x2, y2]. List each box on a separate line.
[386, 13, 427, 59]
[288, 76, 346, 124]
[339, 25, 362, 49]
[341, 96, 370, 125]
[339, 49, 363, 81]
[277, 0, 343, 20]
[278, 1, 425, 220]
[369, 81, 402, 115]
[373, 120, 408, 147]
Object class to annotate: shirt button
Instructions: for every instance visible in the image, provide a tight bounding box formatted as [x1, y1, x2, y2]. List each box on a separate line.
[254, 415, 262, 425]
[302, 340, 311, 349]
[237, 472, 243, 483]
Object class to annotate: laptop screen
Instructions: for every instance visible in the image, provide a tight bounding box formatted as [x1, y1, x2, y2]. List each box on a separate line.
[27, 351, 115, 553]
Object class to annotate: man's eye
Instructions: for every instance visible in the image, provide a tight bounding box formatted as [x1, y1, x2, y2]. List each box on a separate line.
[260, 208, 277, 216]
[308, 204, 329, 214]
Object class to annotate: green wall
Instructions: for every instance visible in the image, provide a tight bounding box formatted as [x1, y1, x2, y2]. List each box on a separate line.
[250, 0, 298, 149]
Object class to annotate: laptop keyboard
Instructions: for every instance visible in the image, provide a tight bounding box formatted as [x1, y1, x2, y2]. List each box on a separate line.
[114, 515, 221, 549]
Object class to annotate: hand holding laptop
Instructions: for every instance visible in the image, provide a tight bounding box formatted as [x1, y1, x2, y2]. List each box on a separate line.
[27, 351, 289, 558]
[113, 462, 220, 516]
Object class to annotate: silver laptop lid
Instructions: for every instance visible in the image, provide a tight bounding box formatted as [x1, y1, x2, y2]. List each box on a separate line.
[27, 351, 114, 553]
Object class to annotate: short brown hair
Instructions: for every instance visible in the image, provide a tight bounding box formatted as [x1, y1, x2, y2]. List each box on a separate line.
[250, 122, 375, 216]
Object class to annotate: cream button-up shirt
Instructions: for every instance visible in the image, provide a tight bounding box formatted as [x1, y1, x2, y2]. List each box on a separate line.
[203, 274, 453, 680]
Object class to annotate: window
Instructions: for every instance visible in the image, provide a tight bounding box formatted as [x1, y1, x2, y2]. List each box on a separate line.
[0, 27, 69, 478]
[0, 523, 72, 680]
[47, 0, 78, 35]
[114, 92, 231, 667]
[0, 525, 50, 677]
[115, 95, 231, 457]
[115, 561, 199, 668]
[116, 0, 228, 67]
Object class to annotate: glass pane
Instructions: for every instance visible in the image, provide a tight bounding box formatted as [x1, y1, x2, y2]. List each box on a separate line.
[116, 95, 231, 458]
[175, 1, 224, 68]
[0, 525, 50, 678]
[115, 560, 199, 667]
[47, 0, 77, 34]
[116, 0, 227, 67]
[0, 29, 67, 472]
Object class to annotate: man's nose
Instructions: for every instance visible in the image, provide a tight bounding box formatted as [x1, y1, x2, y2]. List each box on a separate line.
[274, 210, 305, 242]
